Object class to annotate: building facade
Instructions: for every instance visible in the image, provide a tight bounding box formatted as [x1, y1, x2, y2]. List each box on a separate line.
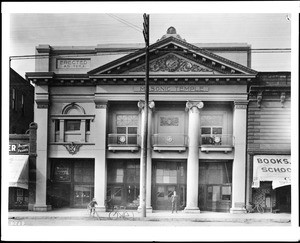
[10, 68, 34, 134]
[25, 27, 290, 213]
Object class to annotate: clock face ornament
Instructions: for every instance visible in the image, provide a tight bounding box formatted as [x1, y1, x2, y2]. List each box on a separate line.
[118, 135, 126, 143]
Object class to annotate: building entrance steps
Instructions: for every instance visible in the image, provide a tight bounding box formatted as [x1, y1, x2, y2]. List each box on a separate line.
[8, 208, 291, 223]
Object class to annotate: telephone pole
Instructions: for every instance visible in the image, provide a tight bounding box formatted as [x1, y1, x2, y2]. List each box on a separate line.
[140, 13, 149, 218]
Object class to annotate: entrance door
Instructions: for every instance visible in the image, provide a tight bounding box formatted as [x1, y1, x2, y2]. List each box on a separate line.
[152, 161, 186, 210]
[155, 185, 176, 210]
[276, 185, 291, 212]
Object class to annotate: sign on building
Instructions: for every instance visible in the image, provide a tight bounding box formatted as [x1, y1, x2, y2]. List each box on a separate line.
[252, 155, 291, 189]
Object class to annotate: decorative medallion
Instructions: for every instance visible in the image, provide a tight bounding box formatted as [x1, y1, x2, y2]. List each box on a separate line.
[160, 117, 179, 126]
[63, 142, 82, 155]
[166, 136, 174, 143]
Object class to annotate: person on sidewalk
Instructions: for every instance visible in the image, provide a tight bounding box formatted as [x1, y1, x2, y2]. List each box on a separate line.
[88, 198, 98, 217]
[171, 190, 178, 213]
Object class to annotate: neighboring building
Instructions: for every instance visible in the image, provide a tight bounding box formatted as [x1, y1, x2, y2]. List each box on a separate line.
[9, 123, 37, 210]
[9, 68, 36, 210]
[9, 68, 34, 134]
[247, 72, 291, 213]
[25, 27, 290, 213]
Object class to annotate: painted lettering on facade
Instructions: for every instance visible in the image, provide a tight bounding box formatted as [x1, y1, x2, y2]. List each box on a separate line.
[9, 144, 29, 154]
[252, 155, 291, 189]
[134, 85, 209, 93]
[57, 59, 91, 69]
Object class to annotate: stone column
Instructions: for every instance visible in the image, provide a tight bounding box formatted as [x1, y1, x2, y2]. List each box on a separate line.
[230, 100, 248, 213]
[138, 100, 155, 213]
[33, 85, 51, 211]
[184, 101, 203, 213]
[94, 96, 108, 212]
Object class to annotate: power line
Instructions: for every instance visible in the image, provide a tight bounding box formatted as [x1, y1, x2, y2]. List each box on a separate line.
[106, 13, 142, 33]
[9, 47, 291, 61]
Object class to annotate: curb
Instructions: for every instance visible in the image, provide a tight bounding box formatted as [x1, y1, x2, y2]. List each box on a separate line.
[8, 216, 291, 223]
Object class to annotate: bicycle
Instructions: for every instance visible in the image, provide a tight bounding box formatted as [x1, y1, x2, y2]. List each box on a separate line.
[108, 205, 134, 220]
[246, 203, 264, 213]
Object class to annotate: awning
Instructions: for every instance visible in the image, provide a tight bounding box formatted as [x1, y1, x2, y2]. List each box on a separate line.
[9, 155, 29, 189]
[252, 155, 291, 189]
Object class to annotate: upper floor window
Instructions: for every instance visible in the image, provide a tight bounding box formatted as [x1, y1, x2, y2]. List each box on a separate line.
[65, 120, 81, 131]
[11, 88, 16, 111]
[200, 115, 223, 145]
[51, 103, 94, 143]
[21, 94, 25, 115]
[116, 114, 138, 145]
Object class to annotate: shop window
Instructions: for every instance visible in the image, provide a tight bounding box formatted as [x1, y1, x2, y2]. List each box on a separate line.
[74, 161, 94, 183]
[107, 162, 124, 183]
[157, 186, 164, 197]
[126, 162, 140, 183]
[74, 185, 93, 207]
[156, 162, 177, 184]
[221, 186, 231, 200]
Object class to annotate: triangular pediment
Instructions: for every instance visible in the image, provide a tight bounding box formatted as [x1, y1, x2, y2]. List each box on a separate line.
[123, 53, 221, 74]
[88, 36, 257, 77]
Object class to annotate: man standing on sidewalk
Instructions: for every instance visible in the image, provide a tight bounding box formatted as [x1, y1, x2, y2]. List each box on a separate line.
[171, 190, 178, 213]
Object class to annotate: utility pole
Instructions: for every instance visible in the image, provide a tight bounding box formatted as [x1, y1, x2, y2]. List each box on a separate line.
[140, 13, 149, 218]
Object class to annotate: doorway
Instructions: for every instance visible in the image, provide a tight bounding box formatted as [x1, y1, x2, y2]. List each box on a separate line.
[152, 160, 186, 210]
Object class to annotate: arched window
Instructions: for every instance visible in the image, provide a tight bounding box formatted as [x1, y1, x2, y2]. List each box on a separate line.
[51, 103, 94, 143]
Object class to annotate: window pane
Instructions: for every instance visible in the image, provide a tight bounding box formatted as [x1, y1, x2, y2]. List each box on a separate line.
[117, 127, 126, 134]
[201, 127, 211, 134]
[65, 120, 81, 131]
[128, 127, 137, 134]
[212, 127, 222, 134]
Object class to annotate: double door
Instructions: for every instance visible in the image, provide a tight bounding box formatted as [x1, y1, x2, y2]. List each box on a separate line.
[152, 161, 186, 210]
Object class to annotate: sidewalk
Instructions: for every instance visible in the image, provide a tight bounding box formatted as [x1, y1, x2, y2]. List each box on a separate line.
[8, 208, 291, 223]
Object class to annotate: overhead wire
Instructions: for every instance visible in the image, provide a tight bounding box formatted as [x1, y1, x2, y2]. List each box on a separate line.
[106, 13, 143, 33]
[9, 47, 291, 61]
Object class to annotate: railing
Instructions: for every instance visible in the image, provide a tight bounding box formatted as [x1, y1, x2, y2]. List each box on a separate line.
[200, 134, 234, 147]
[152, 133, 188, 147]
[107, 134, 140, 146]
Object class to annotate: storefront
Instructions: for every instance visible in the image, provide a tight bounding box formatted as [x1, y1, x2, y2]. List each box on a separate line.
[9, 123, 37, 210]
[251, 155, 291, 212]
[48, 159, 95, 208]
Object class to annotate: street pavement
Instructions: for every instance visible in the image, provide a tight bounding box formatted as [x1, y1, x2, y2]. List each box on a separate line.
[8, 208, 291, 224]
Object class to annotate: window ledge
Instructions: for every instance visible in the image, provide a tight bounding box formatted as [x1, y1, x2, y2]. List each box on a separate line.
[50, 142, 95, 145]
[200, 145, 233, 153]
[153, 145, 186, 153]
[108, 145, 139, 153]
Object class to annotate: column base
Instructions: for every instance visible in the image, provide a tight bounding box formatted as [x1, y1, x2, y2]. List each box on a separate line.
[137, 206, 153, 213]
[184, 207, 201, 213]
[33, 204, 52, 212]
[230, 207, 247, 214]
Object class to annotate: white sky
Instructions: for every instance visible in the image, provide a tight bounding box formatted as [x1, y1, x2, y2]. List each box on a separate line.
[2, 1, 300, 242]
[2, 2, 298, 77]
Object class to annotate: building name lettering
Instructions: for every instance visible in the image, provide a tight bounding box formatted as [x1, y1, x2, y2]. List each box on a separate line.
[57, 59, 90, 69]
[134, 85, 209, 93]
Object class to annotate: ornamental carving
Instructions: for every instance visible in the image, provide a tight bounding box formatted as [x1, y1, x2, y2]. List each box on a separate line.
[160, 117, 179, 126]
[63, 142, 82, 155]
[131, 54, 213, 73]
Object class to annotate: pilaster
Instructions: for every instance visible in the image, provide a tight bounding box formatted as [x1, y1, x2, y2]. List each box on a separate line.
[230, 100, 248, 213]
[94, 97, 108, 212]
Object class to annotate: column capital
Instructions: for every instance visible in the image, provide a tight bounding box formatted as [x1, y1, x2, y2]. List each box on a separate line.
[137, 100, 155, 111]
[234, 100, 249, 109]
[185, 100, 204, 112]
